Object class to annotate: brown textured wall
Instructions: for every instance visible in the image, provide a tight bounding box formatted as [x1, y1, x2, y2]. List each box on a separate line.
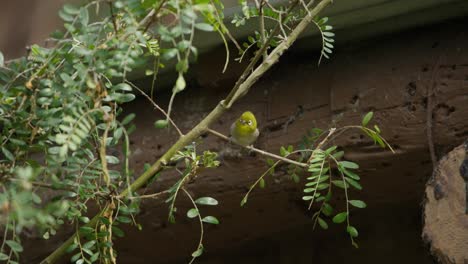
[0, 0, 70, 60]
[15, 11, 467, 264]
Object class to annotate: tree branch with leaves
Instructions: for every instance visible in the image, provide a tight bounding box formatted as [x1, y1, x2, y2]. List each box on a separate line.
[0, 0, 394, 263]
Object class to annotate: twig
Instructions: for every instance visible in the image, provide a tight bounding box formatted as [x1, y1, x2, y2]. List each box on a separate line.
[100, 122, 111, 186]
[143, 0, 169, 33]
[241, 160, 280, 205]
[127, 81, 184, 137]
[124, 190, 170, 200]
[108, 0, 118, 34]
[426, 54, 444, 170]
[208, 0, 242, 52]
[223, 0, 301, 107]
[206, 128, 307, 168]
[258, 0, 268, 61]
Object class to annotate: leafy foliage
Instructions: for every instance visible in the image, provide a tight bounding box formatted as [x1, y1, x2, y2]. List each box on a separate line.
[0, 0, 387, 262]
[241, 112, 393, 247]
[313, 16, 335, 64]
[0, 0, 227, 261]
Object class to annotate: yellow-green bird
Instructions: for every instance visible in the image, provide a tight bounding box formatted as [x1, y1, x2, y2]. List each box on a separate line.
[230, 111, 259, 146]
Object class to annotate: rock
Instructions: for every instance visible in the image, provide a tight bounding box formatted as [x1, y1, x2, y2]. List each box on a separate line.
[423, 144, 468, 263]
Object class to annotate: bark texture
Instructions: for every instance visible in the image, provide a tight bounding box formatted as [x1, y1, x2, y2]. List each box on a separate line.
[423, 144, 468, 264]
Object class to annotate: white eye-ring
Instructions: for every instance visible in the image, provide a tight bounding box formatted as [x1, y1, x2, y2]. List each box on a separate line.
[247, 120, 253, 126]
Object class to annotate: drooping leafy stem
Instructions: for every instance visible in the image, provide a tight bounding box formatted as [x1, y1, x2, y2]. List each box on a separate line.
[182, 188, 204, 264]
[312, 16, 335, 65]
[241, 160, 280, 206]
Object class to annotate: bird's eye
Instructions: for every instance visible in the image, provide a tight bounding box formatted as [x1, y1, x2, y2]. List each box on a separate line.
[247, 120, 252, 126]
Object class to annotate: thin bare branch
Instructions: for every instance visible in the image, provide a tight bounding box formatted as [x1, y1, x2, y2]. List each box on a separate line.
[127, 81, 184, 137]
[206, 128, 307, 168]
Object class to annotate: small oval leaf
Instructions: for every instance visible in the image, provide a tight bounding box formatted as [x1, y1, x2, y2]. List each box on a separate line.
[195, 197, 218, 206]
[318, 217, 328, 230]
[362, 111, 373, 126]
[347, 225, 359, 237]
[332, 212, 347, 224]
[349, 200, 367, 208]
[202, 216, 219, 225]
[187, 208, 199, 218]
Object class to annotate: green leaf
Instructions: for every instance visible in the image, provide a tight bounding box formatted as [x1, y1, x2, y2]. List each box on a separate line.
[71, 253, 81, 263]
[114, 83, 132, 92]
[349, 200, 367, 208]
[0, 51, 4, 67]
[343, 169, 360, 180]
[347, 225, 359, 237]
[318, 17, 329, 24]
[6, 240, 23, 252]
[332, 212, 347, 224]
[63, 4, 80, 14]
[306, 175, 329, 186]
[195, 197, 218, 206]
[0, 253, 9, 260]
[202, 216, 219, 225]
[259, 178, 265, 188]
[324, 145, 337, 154]
[195, 23, 214, 31]
[66, 243, 78, 253]
[59, 10, 74, 22]
[292, 174, 300, 183]
[162, 48, 177, 60]
[240, 197, 248, 206]
[302, 196, 314, 201]
[345, 177, 362, 190]
[317, 217, 328, 230]
[79, 7, 89, 26]
[362, 111, 373, 126]
[154, 119, 169, 128]
[2, 147, 14, 161]
[339, 161, 359, 169]
[79, 226, 94, 234]
[83, 240, 96, 249]
[109, 93, 136, 103]
[112, 226, 125, 237]
[187, 208, 199, 218]
[331, 180, 348, 189]
[374, 125, 381, 133]
[79, 216, 90, 223]
[280, 146, 289, 157]
[192, 245, 204, 257]
[332, 151, 344, 160]
[173, 73, 186, 93]
[322, 203, 333, 216]
[266, 158, 274, 166]
[106, 155, 119, 164]
[117, 216, 132, 223]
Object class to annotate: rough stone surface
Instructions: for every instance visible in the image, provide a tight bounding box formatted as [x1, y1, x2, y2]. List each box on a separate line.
[423, 144, 468, 264]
